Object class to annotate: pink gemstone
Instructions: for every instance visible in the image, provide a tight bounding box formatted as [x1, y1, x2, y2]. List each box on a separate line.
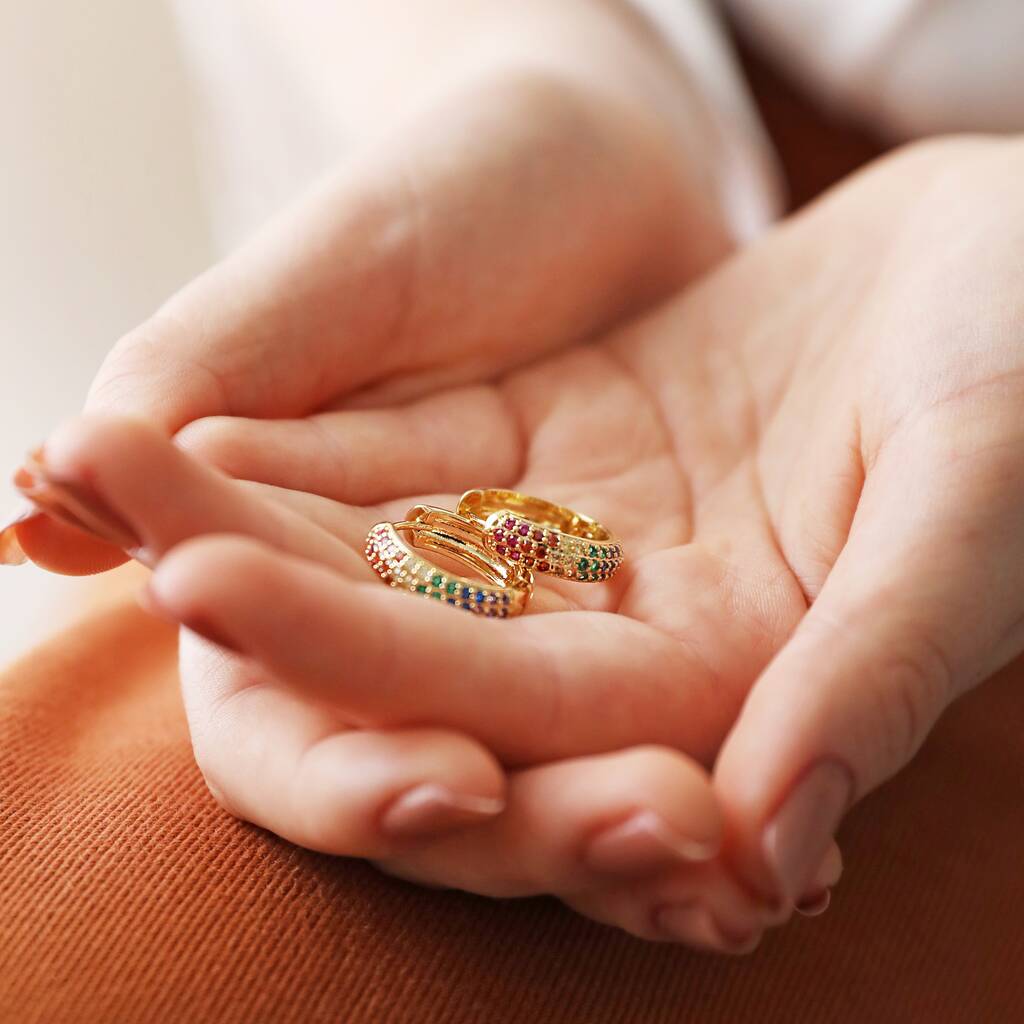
[508, 550, 520, 560]
[495, 545, 506, 555]
[518, 524, 530, 536]
[507, 536, 517, 548]
[532, 529, 544, 542]
[494, 530, 504, 542]
[504, 517, 516, 530]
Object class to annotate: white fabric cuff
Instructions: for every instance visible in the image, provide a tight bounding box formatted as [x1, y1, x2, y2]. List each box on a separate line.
[626, 0, 785, 238]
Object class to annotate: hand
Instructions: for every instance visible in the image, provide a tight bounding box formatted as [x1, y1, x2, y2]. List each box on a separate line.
[7, 16, 784, 951]
[33, 134, 1024, 949]
[21, 411, 838, 955]
[7, 5, 745, 575]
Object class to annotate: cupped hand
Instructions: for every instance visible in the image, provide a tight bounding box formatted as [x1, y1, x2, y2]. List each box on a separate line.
[8, 57, 736, 575]
[16, 133, 1024, 950]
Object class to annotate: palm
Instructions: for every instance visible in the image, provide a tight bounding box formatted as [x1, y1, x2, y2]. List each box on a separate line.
[245, 133, 1024, 770]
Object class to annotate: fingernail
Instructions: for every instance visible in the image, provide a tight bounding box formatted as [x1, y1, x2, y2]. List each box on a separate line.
[711, 918, 762, 954]
[796, 889, 831, 917]
[380, 783, 504, 841]
[14, 451, 140, 552]
[653, 903, 760, 954]
[12, 465, 37, 490]
[0, 504, 35, 566]
[812, 843, 844, 891]
[652, 901, 702, 942]
[583, 810, 718, 875]
[763, 759, 853, 904]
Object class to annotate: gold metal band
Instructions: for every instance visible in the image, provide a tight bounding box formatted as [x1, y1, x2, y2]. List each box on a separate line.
[364, 505, 533, 617]
[457, 489, 623, 582]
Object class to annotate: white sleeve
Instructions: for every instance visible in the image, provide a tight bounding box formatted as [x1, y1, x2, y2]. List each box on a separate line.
[626, 0, 785, 239]
[721, 0, 1024, 138]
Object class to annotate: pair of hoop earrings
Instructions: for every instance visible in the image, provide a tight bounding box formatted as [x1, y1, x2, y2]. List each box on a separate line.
[364, 489, 623, 619]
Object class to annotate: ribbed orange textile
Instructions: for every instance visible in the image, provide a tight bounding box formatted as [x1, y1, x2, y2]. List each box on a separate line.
[1, 574, 1023, 1023]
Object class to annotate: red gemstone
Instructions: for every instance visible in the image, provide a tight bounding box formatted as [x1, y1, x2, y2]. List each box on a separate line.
[495, 545, 506, 555]
[518, 524, 530, 536]
[524, 558, 534, 567]
[536, 546, 547, 558]
[494, 530, 505, 542]
[532, 529, 544, 541]
[507, 536, 517, 548]
[508, 550, 520, 560]
[504, 517, 516, 530]
[548, 534, 559, 546]
[538, 561, 550, 572]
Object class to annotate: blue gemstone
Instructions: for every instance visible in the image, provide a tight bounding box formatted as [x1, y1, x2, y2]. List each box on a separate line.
[446, 598, 456, 605]
[461, 587, 471, 599]
[475, 592, 485, 603]
[502, 594, 511, 605]
[461, 602, 472, 610]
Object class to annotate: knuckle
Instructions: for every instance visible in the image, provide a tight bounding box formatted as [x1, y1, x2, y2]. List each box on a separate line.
[174, 416, 240, 468]
[160, 535, 267, 610]
[41, 413, 157, 484]
[866, 628, 955, 770]
[88, 317, 181, 403]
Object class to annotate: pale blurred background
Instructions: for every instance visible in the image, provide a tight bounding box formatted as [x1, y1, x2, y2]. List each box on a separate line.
[0, 1, 215, 664]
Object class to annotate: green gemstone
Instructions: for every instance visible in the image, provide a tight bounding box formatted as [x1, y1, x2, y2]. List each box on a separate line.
[430, 592, 442, 600]
[432, 574, 444, 587]
[415, 584, 427, 593]
[446, 580, 458, 594]
[589, 545, 599, 557]
[578, 558, 589, 570]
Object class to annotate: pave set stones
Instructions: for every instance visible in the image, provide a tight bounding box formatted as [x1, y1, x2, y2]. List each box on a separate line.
[365, 523, 512, 617]
[489, 515, 559, 574]
[575, 542, 623, 582]
[484, 512, 623, 582]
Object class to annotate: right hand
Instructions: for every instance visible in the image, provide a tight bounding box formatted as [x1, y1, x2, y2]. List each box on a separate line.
[12, 18, 752, 574]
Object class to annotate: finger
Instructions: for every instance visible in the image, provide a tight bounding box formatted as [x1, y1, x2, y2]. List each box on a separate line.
[563, 841, 843, 954]
[86, 73, 712, 432]
[175, 383, 519, 506]
[5, 449, 128, 575]
[20, 415, 369, 575]
[178, 634, 506, 857]
[715, 406, 1024, 905]
[371, 745, 722, 897]
[147, 534, 737, 764]
[2, 510, 127, 576]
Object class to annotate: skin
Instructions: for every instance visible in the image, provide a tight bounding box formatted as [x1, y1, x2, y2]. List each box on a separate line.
[10, 60, 1024, 949]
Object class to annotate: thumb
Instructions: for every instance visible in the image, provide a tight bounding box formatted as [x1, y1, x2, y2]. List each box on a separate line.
[86, 72, 722, 433]
[16, 74, 722, 576]
[714, 414, 1024, 905]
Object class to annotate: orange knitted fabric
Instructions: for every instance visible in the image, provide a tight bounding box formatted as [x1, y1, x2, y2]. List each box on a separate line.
[2, 584, 1023, 1023]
